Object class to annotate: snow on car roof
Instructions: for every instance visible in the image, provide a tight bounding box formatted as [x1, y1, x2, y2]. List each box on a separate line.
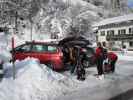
[25, 41, 58, 45]
[93, 14, 133, 27]
[25, 39, 60, 44]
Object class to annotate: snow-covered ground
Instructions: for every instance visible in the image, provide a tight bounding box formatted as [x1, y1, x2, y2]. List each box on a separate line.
[0, 50, 133, 100]
[55, 52, 133, 100]
[1, 58, 79, 100]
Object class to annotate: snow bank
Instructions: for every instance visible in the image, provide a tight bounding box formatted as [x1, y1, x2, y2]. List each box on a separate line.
[0, 50, 133, 100]
[0, 58, 78, 100]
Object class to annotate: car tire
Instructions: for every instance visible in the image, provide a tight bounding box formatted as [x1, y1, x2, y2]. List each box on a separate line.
[82, 60, 91, 68]
[47, 63, 54, 70]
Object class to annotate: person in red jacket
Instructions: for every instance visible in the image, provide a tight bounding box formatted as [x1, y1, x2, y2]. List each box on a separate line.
[107, 52, 118, 73]
[95, 42, 104, 79]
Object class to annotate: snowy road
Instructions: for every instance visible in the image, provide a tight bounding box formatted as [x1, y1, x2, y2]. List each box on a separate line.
[109, 89, 133, 100]
[1, 54, 133, 100]
[54, 59, 133, 100]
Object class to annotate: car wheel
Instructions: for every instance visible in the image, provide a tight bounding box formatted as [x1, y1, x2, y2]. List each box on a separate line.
[82, 60, 91, 68]
[47, 63, 54, 70]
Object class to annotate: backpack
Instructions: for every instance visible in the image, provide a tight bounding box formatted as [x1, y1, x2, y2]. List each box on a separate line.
[102, 47, 108, 60]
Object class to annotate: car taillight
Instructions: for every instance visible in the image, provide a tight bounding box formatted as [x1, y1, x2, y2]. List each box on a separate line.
[81, 48, 87, 52]
[59, 52, 63, 57]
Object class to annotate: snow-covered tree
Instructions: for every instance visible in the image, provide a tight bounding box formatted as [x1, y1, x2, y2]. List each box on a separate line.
[0, 0, 132, 42]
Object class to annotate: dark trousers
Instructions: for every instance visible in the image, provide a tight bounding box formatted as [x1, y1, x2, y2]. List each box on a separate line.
[70, 63, 76, 74]
[110, 58, 117, 72]
[0, 63, 3, 78]
[96, 58, 104, 75]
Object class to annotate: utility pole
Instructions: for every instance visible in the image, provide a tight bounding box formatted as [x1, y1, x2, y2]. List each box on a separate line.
[12, 11, 18, 80]
[12, 36, 15, 79]
[15, 11, 18, 34]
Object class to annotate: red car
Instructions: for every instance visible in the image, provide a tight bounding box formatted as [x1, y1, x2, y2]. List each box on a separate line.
[12, 41, 64, 70]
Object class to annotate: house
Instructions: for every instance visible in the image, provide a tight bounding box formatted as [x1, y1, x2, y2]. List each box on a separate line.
[93, 14, 133, 50]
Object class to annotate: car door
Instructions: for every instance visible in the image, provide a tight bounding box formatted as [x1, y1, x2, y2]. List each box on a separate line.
[14, 44, 32, 60]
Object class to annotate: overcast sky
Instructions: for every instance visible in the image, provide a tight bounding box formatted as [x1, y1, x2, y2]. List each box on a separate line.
[128, 0, 133, 8]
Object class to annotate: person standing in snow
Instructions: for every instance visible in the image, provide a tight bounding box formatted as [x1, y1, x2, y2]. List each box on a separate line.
[121, 45, 127, 55]
[102, 42, 108, 60]
[107, 52, 118, 73]
[102, 42, 108, 71]
[74, 46, 85, 81]
[95, 42, 104, 80]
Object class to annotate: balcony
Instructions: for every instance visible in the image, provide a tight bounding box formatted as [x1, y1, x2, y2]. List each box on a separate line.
[106, 34, 133, 41]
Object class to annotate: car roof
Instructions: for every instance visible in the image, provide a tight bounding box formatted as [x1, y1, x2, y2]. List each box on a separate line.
[25, 41, 58, 45]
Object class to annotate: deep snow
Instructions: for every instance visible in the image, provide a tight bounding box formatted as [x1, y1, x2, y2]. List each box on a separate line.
[0, 52, 133, 100]
[1, 58, 78, 100]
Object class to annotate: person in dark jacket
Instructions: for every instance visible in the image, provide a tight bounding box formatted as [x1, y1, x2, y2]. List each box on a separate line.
[107, 52, 118, 73]
[95, 42, 104, 80]
[102, 42, 108, 60]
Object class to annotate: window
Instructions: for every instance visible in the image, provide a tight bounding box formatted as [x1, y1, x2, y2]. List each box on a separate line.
[110, 30, 114, 35]
[32, 45, 47, 52]
[129, 42, 133, 47]
[118, 30, 121, 35]
[107, 30, 114, 36]
[15, 44, 31, 52]
[107, 31, 110, 36]
[22, 45, 31, 51]
[129, 28, 133, 34]
[48, 46, 57, 52]
[121, 29, 126, 34]
[100, 31, 105, 36]
[118, 29, 126, 35]
[32, 45, 57, 52]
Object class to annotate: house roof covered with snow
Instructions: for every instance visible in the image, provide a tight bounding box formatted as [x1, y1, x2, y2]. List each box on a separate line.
[93, 14, 133, 27]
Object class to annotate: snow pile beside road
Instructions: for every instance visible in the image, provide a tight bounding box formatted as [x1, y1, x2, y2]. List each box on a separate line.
[0, 58, 77, 100]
